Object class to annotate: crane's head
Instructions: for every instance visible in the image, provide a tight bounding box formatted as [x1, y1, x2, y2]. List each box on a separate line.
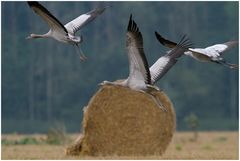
[26, 34, 34, 39]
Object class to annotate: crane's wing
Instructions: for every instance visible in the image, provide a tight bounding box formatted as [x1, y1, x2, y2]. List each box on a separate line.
[154, 32, 177, 48]
[65, 6, 110, 35]
[185, 49, 212, 62]
[204, 41, 238, 56]
[28, 1, 68, 35]
[126, 15, 151, 84]
[150, 33, 192, 84]
[185, 41, 238, 59]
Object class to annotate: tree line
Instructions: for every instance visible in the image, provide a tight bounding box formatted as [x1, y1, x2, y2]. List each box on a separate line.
[2, 1, 238, 133]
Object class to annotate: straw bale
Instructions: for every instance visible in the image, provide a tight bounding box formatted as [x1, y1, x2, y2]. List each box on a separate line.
[66, 84, 176, 156]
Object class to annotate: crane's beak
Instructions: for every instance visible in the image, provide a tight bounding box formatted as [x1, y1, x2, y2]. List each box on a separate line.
[26, 36, 32, 40]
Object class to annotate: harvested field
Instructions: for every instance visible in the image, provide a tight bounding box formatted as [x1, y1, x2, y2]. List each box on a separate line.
[1, 131, 238, 159]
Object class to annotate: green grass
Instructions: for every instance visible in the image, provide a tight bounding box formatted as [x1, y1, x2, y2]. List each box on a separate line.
[175, 144, 182, 151]
[214, 136, 227, 142]
[2, 137, 40, 145]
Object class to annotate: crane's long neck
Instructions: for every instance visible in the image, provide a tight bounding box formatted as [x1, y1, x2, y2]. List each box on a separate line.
[30, 33, 49, 39]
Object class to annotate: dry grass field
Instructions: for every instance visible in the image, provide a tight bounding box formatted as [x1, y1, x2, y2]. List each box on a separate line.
[1, 131, 239, 160]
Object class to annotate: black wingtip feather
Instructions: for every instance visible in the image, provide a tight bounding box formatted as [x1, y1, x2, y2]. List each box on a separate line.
[127, 14, 132, 31]
[164, 34, 193, 58]
[27, 1, 42, 7]
[155, 31, 167, 46]
[155, 31, 178, 48]
[177, 34, 193, 49]
[127, 14, 140, 34]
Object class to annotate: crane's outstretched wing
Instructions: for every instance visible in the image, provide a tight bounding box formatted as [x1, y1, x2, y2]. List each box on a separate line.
[27, 1, 68, 35]
[150, 33, 192, 84]
[65, 6, 110, 35]
[204, 41, 238, 56]
[126, 15, 151, 84]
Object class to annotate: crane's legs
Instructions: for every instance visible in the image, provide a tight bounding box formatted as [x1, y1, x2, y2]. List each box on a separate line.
[214, 59, 238, 69]
[220, 60, 238, 69]
[138, 90, 167, 112]
[75, 44, 87, 61]
[148, 92, 167, 112]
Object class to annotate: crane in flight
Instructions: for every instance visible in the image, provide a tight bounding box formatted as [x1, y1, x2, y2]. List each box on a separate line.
[100, 15, 192, 110]
[26, 1, 110, 61]
[154, 32, 238, 69]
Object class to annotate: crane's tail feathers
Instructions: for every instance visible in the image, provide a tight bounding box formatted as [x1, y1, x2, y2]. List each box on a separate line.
[75, 44, 87, 61]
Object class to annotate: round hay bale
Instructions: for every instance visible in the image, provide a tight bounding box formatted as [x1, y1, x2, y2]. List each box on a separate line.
[66, 84, 176, 156]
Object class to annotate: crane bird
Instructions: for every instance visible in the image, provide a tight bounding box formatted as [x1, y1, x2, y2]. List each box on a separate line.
[155, 32, 239, 69]
[100, 15, 192, 111]
[26, 1, 109, 61]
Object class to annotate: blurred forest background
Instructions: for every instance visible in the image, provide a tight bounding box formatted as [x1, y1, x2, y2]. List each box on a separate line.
[1, 1, 239, 133]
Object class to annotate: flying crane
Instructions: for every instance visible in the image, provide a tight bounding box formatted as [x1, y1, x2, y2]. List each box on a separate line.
[155, 32, 238, 69]
[27, 1, 110, 61]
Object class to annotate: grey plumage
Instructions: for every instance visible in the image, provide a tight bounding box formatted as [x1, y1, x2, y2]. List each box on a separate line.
[27, 1, 109, 60]
[150, 33, 192, 84]
[155, 32, 238, 69]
